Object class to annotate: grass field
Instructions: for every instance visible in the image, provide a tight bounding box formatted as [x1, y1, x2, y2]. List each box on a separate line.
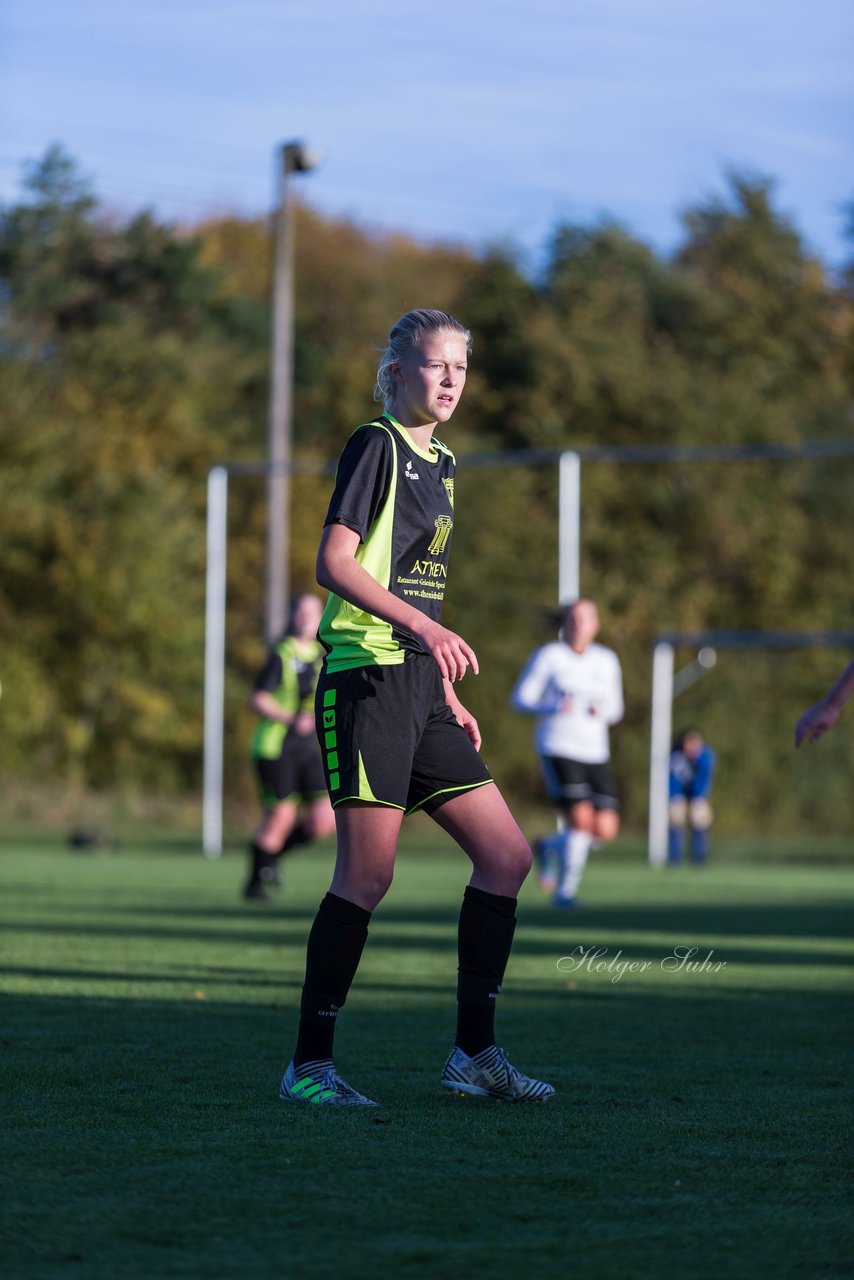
[1, 831, 852, 1280]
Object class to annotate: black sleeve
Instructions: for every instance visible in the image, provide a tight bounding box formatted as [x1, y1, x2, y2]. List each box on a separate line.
[323, 425, 394, 541]
[253, 652, 283, 693]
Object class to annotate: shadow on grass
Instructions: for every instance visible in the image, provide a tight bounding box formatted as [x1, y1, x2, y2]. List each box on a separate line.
[1, 897, 852, 971]
[1, 981, 850, 1099]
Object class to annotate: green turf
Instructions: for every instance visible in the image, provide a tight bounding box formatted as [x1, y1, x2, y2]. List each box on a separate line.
[1, 835, 852, 1280]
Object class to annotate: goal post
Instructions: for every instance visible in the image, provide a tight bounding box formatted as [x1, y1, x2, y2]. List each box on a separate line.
[202, 466, 229, 856]
[647, 630, 854, 866]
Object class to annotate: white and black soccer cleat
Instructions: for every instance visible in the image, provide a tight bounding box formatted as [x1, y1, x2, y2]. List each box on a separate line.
[441, 1045, 555, 1103]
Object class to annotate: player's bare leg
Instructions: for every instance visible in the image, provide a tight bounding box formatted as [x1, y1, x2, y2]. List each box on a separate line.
[328, 801, 403, 910]
[430, 783, 531, 896]
[553, 802, 619, 906]
[245, 800, 299, 900]
[305, 795, 336, 842]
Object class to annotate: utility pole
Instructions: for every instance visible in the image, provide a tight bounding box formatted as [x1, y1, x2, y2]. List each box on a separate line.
[265, 140, 319, 645]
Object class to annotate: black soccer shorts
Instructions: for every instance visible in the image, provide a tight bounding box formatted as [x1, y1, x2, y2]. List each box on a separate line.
[315, 653, 493, 815]
[540, 756, 620, 813]
[254, 732, 328, 809]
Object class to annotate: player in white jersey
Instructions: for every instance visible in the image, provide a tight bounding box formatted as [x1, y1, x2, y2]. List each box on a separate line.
[511, 599, 624, 906]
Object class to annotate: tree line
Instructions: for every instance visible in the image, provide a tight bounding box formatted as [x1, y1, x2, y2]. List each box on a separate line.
[1, 146, 851, 832]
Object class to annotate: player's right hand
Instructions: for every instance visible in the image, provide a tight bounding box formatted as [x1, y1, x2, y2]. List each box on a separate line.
[794, 700, 840, 746]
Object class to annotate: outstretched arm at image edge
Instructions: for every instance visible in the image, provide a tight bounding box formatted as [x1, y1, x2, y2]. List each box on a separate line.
[794, 658, 854, 746]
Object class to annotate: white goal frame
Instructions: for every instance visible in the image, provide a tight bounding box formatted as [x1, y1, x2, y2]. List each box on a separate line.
[202, 450, 583, 854]
[202, 437, 853, 856]
[648, 629, 854, 866]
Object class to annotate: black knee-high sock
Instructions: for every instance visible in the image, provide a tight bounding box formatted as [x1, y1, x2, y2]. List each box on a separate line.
[455, 885, 517, 1057]
[248, 840, 278, 885]
[279, 821, 310, 856]
[294, 892, 371, 1067]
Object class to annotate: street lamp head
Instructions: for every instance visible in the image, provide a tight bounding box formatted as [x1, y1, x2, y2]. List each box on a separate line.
[283, 141, 322, 174]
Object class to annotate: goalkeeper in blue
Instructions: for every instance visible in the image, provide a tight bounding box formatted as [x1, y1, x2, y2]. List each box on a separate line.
[668, 729, 717, 866]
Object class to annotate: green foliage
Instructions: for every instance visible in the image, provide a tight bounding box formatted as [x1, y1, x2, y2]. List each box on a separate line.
[1, 148, 852, 831]
[0, 148, 265, 791]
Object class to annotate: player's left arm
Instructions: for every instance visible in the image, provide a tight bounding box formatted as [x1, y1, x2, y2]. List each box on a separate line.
[250, 689, 294, 725]
[443, 677, 482, 751]
[694, 747, 716, 796]
[602, 653, 625, 725]
[511, 649, 563, 715]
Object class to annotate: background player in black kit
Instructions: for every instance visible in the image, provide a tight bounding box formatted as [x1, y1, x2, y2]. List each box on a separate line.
[244, 592, 335, 901]
[278, 309, 554, 1106]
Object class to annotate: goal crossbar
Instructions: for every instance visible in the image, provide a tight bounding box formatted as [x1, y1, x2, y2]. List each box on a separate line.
[648, 629, 854, 865]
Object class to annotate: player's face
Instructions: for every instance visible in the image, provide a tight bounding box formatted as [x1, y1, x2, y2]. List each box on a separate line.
[392, 330, 468, 428]
[683, 732, 704, 760]
[563, 600, 600, 651]
[291, 594, 323, 639]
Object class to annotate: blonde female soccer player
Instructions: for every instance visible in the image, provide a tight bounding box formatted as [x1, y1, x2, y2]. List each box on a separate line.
[279, 309, 554, 1106]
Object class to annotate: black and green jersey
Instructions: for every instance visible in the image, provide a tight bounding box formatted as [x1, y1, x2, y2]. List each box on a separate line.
[318, 415, 456, 672]
[250, 635, 324, 759]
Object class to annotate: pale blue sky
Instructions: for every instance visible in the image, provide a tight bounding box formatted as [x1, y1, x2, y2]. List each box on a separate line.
[2, 0, 852, 269]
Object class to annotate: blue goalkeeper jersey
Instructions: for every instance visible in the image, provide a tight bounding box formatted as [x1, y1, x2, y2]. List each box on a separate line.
[669, 745, 716, 798]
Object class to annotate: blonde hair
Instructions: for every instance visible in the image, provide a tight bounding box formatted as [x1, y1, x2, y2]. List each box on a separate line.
[374, 309, 472, 411]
